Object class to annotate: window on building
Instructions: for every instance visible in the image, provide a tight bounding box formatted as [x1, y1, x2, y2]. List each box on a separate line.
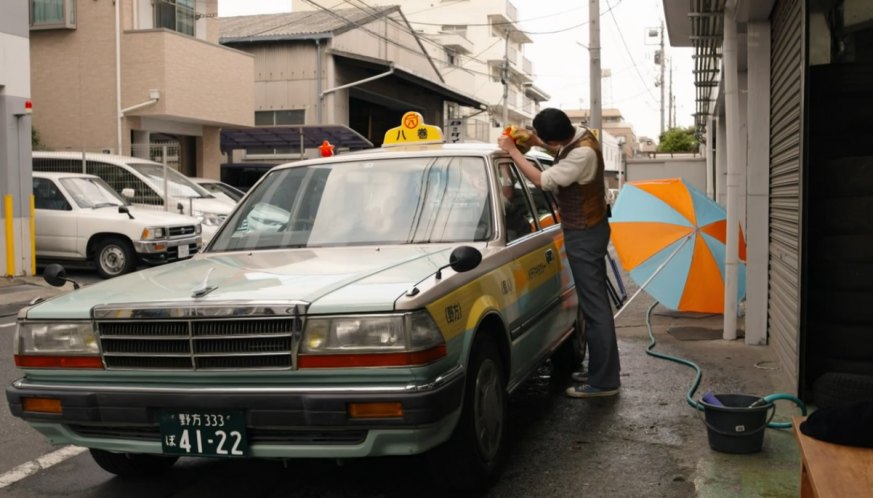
[255, 110, 306, 126]
[446, 50, 459, 67]
[155, 0, 195, 36]
[441, 24, 468, 37]
[30, 0, 76, 30]
[249, 110, 307, 156]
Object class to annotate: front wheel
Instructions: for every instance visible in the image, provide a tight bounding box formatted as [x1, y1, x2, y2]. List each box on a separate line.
[89, 449, 178, 476]
[427, 334, 507, 492]
[94, 236, 136, 278]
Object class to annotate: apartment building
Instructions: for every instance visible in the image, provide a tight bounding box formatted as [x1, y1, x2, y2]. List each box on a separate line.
[28, 0, 254, 178]
[290, 0, 550, 143]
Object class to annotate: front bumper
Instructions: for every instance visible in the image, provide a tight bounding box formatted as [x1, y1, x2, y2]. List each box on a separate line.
[133, 235, 201, 264]
[6, 369, 464, 458]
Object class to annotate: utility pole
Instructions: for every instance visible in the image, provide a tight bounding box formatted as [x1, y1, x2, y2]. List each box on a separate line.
[502, 30, 510, 127]
[659, 21, 665, 136]
[669, 58, 674, 128]
[589, 0, 601, 138]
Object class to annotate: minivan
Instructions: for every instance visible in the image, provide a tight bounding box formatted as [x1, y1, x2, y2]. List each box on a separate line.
[32, 152, 234, 242]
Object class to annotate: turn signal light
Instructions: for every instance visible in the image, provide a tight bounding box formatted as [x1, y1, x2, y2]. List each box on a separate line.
[348, 402, 404, 419]
[22, 397, 62, 414]
[14, 355, 104, 369]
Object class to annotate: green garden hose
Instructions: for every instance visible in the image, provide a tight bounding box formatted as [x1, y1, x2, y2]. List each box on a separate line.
[643, 301, 807, 429]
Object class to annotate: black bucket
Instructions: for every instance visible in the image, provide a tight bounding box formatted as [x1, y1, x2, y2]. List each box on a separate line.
[700, 394, 775, 454]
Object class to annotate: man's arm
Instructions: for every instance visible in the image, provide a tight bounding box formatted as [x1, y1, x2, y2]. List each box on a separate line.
[498, 135, 544, 188]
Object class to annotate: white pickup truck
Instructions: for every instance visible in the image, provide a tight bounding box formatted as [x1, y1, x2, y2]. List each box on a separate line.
[33, 172, 202, 278]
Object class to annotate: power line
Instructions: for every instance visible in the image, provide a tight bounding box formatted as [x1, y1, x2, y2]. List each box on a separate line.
[605, 0, 659, 104]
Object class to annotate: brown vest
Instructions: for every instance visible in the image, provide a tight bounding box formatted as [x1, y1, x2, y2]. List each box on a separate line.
[554, 131, 607, 230]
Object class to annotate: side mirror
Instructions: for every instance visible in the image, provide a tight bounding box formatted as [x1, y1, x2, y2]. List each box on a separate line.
[449, 246, 482, 273]
[121, 188, 135, 199]
[436, 246, 482, 280]
[177, 202, 185, 214]
[43, 263, 80, 289]
[118, 206, 134, 219]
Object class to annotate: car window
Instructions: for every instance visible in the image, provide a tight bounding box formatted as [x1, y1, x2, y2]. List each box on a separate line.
[199, 182, 243, 203]
[128, 163, 211, 199]
[210, 156, 493, 251]
[86, 162, 164, 206]
[59, 176, 128, 209]
[497, 162, 536, 243]
[33, 178, 71, 211]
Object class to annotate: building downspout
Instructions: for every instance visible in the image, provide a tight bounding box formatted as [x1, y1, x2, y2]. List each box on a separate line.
[723, 0, 740, 341]
[316, 39, 323, 124]
[320, 64, 394, 100]
[115, 0, 122, 153]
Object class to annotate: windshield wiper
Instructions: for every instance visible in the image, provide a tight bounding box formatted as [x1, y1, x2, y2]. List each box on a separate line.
[92, 203, 120, 209]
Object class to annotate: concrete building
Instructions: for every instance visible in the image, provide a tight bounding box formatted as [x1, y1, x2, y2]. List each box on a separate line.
[218, 6, 487, 162]
[289, 0, 550, 144]
[1, 1, 34, 277]
[663, 0, 873, 403]
[28, 0, 254, 178]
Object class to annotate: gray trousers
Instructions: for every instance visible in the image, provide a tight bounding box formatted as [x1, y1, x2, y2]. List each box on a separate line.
[563, 219, 621, 389]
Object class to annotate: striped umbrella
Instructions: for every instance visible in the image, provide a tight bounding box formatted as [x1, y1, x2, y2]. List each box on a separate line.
[610, 178, 746, 314]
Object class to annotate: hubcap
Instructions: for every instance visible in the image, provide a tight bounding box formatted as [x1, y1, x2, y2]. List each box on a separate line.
[100, 246, 126, 275]
[473, 358, 504, 460]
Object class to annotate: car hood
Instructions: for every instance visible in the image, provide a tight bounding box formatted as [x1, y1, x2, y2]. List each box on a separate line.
[117, 206, 199, 226]
[26, 245, 476, 319]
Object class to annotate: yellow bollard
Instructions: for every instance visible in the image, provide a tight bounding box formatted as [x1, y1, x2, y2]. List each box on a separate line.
[4, 195, 13, 276]
[30, 195, 36, 275]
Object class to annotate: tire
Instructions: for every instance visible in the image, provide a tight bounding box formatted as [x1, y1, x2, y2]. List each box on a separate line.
[427, 334, 507, 492]
[94, 236, 136, 279]
[89, 449, 178, 476]
[550, 309, 588, 382]
[812, 372, 873, 409]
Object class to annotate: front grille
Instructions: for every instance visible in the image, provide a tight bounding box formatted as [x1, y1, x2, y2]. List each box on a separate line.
[169, 225, 197, 237]
[96, 312, 304, 371]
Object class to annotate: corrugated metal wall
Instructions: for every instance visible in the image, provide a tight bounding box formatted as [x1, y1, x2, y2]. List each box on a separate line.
[768, 0, 804, 389]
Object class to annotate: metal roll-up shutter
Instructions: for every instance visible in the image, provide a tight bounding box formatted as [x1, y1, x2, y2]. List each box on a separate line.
[768, 0, 804, 388]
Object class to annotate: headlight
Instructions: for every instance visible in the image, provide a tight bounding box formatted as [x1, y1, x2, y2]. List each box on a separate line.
[193, 211, 224, 226]
[195, 223, 202, 234]
[302, 311, 443, 353]
[16, 321, 99, 355]
[140, 226, 167, 240]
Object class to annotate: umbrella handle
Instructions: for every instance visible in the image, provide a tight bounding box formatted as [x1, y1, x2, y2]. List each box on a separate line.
[613, 233, 693, 320]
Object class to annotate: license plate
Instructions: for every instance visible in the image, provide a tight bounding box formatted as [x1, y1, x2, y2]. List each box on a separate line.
[177, 244, 190, 258]
[159, 410, 248, 457]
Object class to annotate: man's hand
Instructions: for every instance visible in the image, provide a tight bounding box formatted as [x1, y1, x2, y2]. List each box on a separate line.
[498, 135, 518, 153]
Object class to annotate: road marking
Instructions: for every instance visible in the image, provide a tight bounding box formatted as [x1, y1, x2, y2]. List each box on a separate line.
[0, 323, 15, 329]
[0, 446, 87, 489]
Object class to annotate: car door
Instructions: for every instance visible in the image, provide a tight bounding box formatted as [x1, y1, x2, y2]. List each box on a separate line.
[33, 178, 79, 259]
[495, 160, 574, 382]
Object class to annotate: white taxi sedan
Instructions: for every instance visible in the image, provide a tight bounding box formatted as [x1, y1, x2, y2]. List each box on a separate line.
[10, 115, 585, 492]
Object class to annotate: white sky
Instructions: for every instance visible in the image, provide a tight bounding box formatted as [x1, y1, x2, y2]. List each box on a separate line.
[218, 0, 696, 141]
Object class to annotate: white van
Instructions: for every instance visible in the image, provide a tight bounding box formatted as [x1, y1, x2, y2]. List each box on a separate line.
[32, 152, 233, 242]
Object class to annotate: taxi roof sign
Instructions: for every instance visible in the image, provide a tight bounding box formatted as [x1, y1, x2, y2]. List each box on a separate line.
[382, 112, 444, 147]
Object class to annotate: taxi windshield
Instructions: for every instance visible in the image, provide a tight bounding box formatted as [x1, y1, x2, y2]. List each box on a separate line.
[209, 156, 493, 251]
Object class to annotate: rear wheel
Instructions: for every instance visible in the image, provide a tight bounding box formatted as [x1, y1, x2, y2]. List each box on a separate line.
[428, 334, 507, 492]
[94, 236, 136, 278]
[89, 449, 178, 476]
